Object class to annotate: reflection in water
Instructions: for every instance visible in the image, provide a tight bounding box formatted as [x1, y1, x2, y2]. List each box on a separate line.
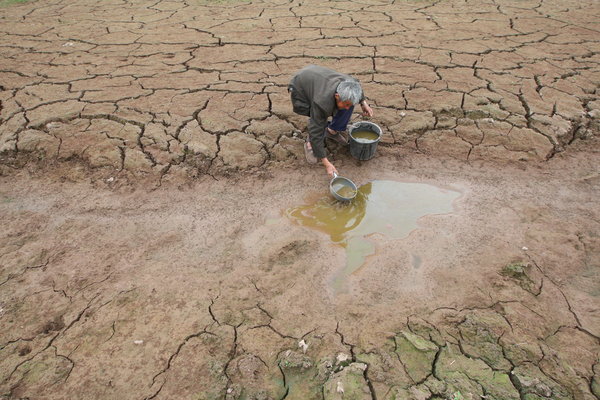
[287, 180, 460, 292]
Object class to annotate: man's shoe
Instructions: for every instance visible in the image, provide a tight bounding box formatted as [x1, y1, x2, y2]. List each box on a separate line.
[326, 129, 349, 145]
[304, 142, 318, 164]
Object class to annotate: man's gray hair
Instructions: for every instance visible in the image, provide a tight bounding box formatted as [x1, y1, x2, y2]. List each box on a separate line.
[336, 80, 362, 105]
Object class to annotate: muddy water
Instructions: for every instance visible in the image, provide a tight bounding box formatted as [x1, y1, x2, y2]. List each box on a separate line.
[333, 185, 356, 199]
[287, 180, 460, 292]
[350, 130, 379, 143]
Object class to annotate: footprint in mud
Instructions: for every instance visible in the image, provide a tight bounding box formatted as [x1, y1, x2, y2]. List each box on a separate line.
[40, 316, 65, 335]
[268, 240, 311, 267]
[18, 346, 32, 356]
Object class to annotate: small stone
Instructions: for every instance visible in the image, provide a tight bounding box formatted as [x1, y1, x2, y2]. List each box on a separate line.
[133, 340, 143, 345]
[522, 246, 528, 251]
[298, 339, 309, 354]
[336, 353, 349, 363]
[336, 381, 344, 393]
[107, 177, 115, 182]
[355, 362, 367, 371]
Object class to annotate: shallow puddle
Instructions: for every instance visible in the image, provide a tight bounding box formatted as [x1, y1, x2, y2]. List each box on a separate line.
[287, 180, 460, 292]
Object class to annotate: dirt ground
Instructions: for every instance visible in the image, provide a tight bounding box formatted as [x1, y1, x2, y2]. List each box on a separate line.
[1, 0, 599, 399]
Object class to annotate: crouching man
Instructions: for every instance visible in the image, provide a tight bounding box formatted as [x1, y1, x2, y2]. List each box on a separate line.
[288, 65, 373, 177]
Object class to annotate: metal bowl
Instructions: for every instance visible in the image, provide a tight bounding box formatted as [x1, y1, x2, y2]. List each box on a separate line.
[329, 172, 357, 202]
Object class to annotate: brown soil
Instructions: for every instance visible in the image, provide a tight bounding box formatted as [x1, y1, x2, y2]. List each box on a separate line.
[1, 0, 599, 399]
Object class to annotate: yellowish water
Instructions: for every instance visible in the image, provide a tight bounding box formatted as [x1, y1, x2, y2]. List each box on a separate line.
[287, 180, 460, 292]
[350, 129, 379, 143]
[335, 185, 357, 199]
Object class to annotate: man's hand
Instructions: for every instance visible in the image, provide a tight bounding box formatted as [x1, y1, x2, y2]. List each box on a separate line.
[321, 157, 338, 177]
[360, 101, 374, 117]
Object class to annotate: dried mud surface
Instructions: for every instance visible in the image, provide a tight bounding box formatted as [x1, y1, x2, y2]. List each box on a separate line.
[0, 0, 599, 399]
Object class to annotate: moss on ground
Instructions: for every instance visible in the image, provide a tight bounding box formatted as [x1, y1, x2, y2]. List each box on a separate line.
[323, 363, 370, 400]
[394, 330, 439, 382]
[0, 0, 28, 7]
[435, 344, 520, 400]
[458, 312, 512, 371]
[501, 261, 537, 292]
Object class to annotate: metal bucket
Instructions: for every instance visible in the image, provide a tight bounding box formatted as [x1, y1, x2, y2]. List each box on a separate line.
[348, 121, 382, 161]
[330, 172, 357, 202]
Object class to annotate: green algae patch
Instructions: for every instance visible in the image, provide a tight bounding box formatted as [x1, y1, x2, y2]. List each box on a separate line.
[399, 330, 439, 352]
[501, 261, 538, 293]
[394, 330, 438, 382]
[458, 312, 512, 371]
[502, 341, 544, 365]
[21, 359, 55, 384]
[278, 350, 323, 399]
[387, 385, 432, 399]
[592, 363, 600, 397]
[592, 379, 600, 398]
[0, 0, 28, 7]
[435, 344, 520, 400]
[465, 110, 489, 120]
[423, 376, 448, 396]
[512, 364, 572, 400]
[323, 362, 370, 400]
[13, 352, 73, 394]
[502, 262, 529, 278]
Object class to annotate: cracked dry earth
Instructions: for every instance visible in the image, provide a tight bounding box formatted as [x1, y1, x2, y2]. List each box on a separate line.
[0, 0, 599, 399]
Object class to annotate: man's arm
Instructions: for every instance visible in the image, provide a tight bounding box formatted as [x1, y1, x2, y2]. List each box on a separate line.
[307, 111, 338, 177]
[360, 99, 374, 117]
[307, 105, 329, 159]
[320, 157, 337, 177]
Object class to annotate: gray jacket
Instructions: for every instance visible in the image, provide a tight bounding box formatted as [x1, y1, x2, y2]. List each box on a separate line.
[289, 65, 364, 159]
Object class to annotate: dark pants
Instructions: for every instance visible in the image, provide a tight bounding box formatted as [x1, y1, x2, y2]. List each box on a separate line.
[328, 106, 354, 132]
